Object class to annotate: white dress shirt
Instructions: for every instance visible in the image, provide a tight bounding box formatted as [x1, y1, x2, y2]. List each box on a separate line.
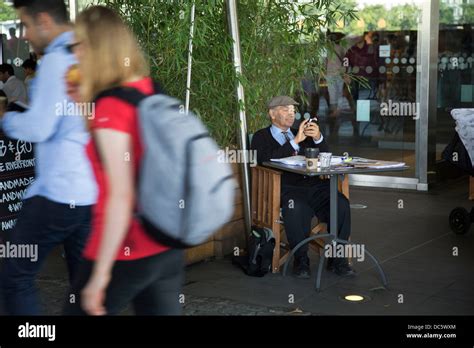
[2, 75, 28, 104]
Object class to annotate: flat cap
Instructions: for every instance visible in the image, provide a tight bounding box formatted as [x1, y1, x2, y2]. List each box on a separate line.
[267, 95, 299, 109]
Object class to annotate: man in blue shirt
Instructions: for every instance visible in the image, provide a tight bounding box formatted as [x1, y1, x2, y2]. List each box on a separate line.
[0, 0, 97, 315]
[251, 96, 355, 278]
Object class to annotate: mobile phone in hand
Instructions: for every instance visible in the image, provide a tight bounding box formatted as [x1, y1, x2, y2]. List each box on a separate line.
[306, 117, 318, 127]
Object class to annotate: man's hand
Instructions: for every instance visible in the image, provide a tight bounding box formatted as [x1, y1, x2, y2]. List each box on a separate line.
[65, 67, 82, 103]
[294, 119, 309, 144]
[304, 122, 322, 141]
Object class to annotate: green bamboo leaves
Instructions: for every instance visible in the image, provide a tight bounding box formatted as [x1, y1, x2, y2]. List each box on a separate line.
[92, 0, 356, 147]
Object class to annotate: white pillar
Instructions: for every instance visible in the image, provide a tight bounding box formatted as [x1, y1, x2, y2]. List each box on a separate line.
[416, 0, 439, 189]
[226, 0, 252, 235]
[185, 2, 196, 114]
[69, 0, 78, 22]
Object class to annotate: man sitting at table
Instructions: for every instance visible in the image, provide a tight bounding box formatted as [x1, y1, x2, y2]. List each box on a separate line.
[250, 95, 355, 278]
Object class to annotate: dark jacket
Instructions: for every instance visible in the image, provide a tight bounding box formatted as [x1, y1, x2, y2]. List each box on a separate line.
[250, 126, 329, 188]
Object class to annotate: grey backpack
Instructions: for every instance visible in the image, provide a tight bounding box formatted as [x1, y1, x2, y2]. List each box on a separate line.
[95, 83, 236, 248]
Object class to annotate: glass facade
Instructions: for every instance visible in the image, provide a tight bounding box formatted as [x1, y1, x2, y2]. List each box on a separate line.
[297, 0, 470, 190]
[437, 0, 474, 161]
[312, 0, 422, 181]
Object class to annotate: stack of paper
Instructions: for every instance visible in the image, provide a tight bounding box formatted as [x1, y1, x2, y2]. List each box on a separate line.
[270, 155, 345, 167]
[270, 155, 306, 166]
[269, 155, 405, 170]
[349, 157, 379, 164]
[351, 160, 406, 169]
[330, 156, 344, 165]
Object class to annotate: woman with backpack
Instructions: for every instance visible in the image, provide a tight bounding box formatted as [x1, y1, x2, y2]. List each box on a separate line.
[63, 5, 184, 316]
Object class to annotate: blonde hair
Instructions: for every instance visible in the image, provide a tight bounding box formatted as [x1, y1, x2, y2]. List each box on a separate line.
[0, 96, 7, 114]
[74, 6, 150, 102]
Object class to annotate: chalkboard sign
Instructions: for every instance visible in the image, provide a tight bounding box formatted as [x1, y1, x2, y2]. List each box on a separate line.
[0, 131, 35, 234]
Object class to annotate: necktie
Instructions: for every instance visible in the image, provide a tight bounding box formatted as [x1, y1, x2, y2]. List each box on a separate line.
[282, 131, 298, 155]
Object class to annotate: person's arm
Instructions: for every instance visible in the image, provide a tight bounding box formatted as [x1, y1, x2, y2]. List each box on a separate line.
[4, 79, 26, 104]
[301, 123, 329, 153]
[344, 48, 353, 67]
[252, 132, 295, 165]
[313, 134, 324, 145]
[81, 128, 135, 316]
[0, 54, 67, 142]
[252, 121, 309, 164]
[312, 136, 329, 153]
[2, 82, 17, 103]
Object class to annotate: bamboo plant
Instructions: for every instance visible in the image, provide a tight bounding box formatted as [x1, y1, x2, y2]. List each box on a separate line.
[87, 0, 357, 146]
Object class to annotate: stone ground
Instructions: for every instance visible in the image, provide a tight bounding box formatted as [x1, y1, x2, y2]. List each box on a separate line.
[0, 176, 473, 316]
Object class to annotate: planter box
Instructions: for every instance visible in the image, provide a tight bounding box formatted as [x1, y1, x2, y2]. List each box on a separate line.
[185, 240, 215, 265]
[213, 219, 246, 259]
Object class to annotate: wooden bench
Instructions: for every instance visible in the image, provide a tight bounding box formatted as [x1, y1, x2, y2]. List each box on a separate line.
[251, 165, 349, 273]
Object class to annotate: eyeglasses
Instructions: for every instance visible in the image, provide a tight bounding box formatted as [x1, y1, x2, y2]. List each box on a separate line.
[66, 41, 82, 54]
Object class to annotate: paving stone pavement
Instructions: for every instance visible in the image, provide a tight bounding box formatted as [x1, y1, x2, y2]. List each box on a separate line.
[36, 273, 298, 316]
[0, 176, 472, 316]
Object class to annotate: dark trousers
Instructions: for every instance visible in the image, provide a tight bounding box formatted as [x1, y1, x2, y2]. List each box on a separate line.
[0, 196, 92, 315]
[351, 79, 378, 102]
[281, 182, 351, 259]
[63, 249, 184, 316]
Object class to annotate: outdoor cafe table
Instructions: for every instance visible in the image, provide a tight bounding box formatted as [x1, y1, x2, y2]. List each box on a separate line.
[263, 161, 409, 291]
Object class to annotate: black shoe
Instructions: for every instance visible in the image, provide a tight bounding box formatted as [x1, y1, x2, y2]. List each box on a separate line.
[294, 256, 310, 279]
[333, 258, 356, 277]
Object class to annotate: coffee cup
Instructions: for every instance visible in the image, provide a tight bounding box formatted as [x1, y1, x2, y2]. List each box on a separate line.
[305, 148, 319, 170]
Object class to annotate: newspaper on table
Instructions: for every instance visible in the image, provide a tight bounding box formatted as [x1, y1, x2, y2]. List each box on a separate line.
[270, 155, 344, 166]
[346, 157, 406, 169]
[270, 155, 306, 166]
[270, 156, 405, 169]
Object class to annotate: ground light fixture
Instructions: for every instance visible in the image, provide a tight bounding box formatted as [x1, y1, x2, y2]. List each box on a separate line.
[340, 294, 371, 303]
